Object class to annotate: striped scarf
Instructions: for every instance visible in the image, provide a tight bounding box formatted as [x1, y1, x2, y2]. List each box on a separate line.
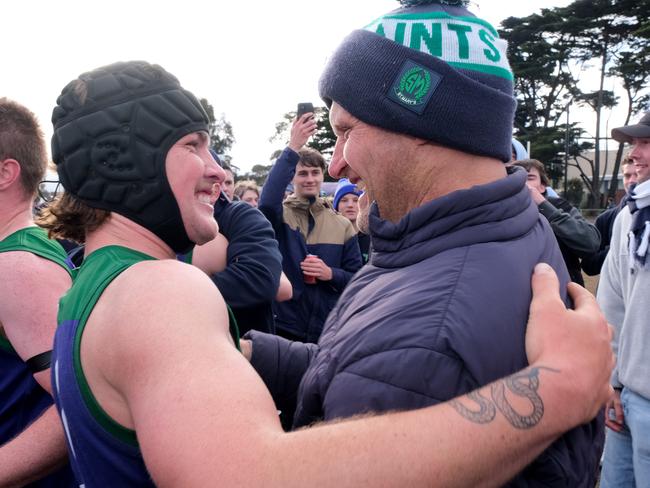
[627, 179, 650, 269]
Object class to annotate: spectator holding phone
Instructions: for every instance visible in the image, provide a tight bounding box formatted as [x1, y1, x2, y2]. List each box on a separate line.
[258, 108, 362, 342]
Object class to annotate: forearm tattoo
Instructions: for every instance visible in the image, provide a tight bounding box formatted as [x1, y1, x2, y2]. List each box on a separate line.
[450, 367, 559, 429]
[448, 391, 496, 424]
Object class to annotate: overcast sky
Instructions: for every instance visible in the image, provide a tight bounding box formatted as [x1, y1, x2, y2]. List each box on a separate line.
[6, 0, 610, 173]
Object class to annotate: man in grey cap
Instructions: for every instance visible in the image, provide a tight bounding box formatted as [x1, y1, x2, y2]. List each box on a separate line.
[599, 110, 650, 487]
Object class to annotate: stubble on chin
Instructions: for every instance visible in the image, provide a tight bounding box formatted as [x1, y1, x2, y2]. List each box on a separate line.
[357, 206, 370, 234]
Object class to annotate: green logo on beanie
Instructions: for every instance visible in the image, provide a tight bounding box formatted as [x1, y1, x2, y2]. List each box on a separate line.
[388, 60, 441, 114]
[399, 66, 431, 103]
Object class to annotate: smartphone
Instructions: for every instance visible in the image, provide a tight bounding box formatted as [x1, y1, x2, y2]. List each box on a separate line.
[296, 102, 314, 120]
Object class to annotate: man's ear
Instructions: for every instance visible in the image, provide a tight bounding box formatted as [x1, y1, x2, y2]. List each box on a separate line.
[0, 158, 21, 191]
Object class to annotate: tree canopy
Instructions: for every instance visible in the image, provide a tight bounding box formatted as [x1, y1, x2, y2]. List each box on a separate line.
[500, 0, 650, 207]
[199, 98, 237, 170]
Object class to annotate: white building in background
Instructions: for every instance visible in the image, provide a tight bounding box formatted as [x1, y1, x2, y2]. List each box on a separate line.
[565, 148, 627, 200]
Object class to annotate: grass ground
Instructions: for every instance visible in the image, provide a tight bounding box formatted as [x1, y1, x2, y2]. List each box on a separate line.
[583, 273, 600, 296]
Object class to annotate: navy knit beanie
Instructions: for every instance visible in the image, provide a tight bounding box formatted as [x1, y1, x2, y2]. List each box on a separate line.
[319, 0, 516, 162]
[333, 178, 363, 211]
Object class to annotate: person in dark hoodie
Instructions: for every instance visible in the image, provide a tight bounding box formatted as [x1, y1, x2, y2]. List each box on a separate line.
[245, 1, 605, 485]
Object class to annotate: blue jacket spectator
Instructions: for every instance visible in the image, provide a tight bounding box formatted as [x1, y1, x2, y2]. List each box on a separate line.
[259, 146, 362, 342]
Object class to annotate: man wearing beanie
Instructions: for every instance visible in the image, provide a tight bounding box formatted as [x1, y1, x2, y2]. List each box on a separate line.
[259, 115, 362, 343]
[333, 178, 371, 262]
[598, 111, 650, 487]
[39, 60, 614, 486]
[246, 1, 604, 485]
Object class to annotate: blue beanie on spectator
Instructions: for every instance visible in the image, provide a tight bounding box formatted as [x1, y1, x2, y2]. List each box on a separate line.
[333, 178, 362, 211]
[511, 138, 529, 161]
[319, 0, 516, 162]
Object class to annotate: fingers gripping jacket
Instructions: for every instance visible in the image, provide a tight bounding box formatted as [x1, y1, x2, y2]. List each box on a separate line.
[51, 61, 209, 253]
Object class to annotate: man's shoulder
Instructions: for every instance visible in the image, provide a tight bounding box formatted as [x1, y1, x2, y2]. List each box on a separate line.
[318, 207, 358, 240]
[325, 206, 353, 225]
[0, 249, 70, 285]
[98, 258, 226, 336]
[596, 206, 618, 223]
[117, 258, 208, 290]
[612, 205, 633, 235]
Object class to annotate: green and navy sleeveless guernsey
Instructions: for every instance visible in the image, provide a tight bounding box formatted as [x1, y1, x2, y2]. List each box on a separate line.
[52, 246, 240, 487]
[0, 227, 75, 487]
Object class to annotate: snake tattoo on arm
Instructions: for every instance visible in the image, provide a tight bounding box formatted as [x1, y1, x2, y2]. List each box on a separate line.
[449, 367, 559, 429]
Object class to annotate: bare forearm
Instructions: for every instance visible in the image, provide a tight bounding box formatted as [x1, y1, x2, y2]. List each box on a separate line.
[259, 366, 569, 487]
[0, 407, 68, 488]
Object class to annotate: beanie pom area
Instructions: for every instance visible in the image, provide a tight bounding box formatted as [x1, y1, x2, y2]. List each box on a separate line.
[398, 0, 470, 6]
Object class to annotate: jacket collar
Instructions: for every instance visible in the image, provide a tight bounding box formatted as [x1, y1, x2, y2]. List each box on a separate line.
[369, 168, 538, 268]
[283, 194, 329, 213]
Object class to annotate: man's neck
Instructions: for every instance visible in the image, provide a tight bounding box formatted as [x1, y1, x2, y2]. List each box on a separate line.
[0, 199, 34, 241]
[379, 146, 507, 224]
[85, 213, 177, 260]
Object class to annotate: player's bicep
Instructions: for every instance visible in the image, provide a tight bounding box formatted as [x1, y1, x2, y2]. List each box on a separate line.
[112, 264, 281, 484]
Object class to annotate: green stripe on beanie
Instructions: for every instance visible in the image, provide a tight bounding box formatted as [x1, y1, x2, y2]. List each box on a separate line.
[319, 1, 516, 162]
[365, 13, 512, 81]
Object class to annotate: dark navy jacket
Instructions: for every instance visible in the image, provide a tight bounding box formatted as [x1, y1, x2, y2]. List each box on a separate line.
[582, 194, 631, 276]
[248, 169, 604, 487]
[259, 148, 362, 342]
[211, 193, 283, 335]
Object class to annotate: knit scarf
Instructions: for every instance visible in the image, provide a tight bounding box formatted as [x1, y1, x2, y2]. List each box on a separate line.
[627, 179, 650, 269]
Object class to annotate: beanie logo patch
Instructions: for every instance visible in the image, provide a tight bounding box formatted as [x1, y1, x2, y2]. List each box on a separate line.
[388, 60, 441, 114]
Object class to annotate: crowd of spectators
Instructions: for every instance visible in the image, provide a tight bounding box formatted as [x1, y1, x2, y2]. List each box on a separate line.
[3, 0, 649, 485]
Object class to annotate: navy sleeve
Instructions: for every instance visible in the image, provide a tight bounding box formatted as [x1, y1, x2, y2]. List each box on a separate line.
[245, 330, 319, 423]
[259, 148, 300, 229]
[580, 208, 615, 276]
[212, 200, 282, 307]
[538, 200, 601, 256]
